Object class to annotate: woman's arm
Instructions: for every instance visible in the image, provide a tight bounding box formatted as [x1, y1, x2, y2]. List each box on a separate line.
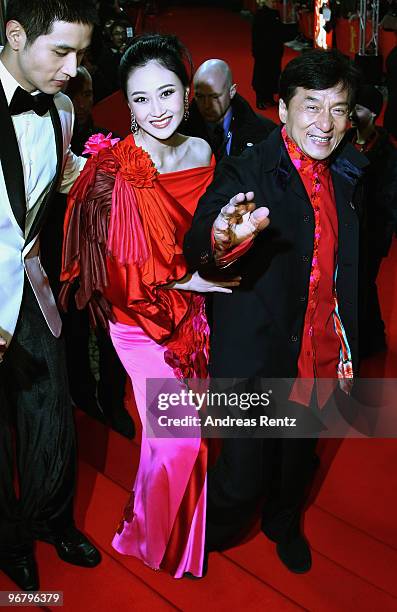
[165, 271, 241, 293]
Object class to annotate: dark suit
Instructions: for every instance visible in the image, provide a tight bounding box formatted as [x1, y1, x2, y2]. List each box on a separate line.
[251, 6, 285, 103]
[182, 93, 277, 158]
[384, 45, 397, 140]
[347, 127, 397, 355]
[0, 81, 76, 556]
[184, 128, 368, 548]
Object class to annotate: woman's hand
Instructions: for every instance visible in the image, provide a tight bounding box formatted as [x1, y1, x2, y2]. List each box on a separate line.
[165, 271, 241, 293]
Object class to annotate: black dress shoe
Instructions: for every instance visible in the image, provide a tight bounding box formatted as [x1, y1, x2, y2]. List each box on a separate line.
[41, 527, 101, 568]
[0, 552, 39, 591]
[276, 534, 312, 574]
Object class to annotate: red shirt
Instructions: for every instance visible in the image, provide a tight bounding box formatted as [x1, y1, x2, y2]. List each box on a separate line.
[290, 167, 341, 407]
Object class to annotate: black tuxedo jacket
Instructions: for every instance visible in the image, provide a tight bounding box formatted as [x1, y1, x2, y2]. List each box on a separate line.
[184, 128, 369, 379]
[0, 80, 63, 244]
[0, 78, 64, 343]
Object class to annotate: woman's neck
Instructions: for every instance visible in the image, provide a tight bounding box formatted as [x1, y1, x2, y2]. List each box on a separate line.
[134, 130, 183, 170]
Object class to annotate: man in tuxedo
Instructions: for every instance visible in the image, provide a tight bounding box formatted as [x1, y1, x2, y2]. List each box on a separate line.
[184, 50, 366, 574]
[182, 59, 276, 161]
[0, 0, 101, 591]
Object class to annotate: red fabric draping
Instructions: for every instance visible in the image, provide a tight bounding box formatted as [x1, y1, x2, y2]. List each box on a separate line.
[61, 134, 215, 378]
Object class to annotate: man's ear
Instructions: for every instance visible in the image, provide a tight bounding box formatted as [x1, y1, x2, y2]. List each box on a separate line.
[278, 98, 288, 124]
[230, 83, 237, 99]
[6, 20, 27, 51]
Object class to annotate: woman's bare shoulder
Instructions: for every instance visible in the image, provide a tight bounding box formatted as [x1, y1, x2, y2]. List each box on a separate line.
[183, 135, 212, 166]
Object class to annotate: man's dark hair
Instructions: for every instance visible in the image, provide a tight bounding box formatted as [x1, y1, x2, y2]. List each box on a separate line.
[6, 0, 98, 45]
[279, 49, 360, 109]
[119, 33, 193, 99]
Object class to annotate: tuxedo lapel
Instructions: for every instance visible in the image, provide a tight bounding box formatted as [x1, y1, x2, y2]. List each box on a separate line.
[25, 102, 63, 245]
[23, 103, 63, 338]
[0, 78, 26, 231]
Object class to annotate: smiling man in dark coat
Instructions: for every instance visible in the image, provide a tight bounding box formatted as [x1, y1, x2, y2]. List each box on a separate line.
[184, 49, 367, 574]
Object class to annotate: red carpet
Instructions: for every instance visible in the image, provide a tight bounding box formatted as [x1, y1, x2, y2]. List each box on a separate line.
[2, 5, 397, 611]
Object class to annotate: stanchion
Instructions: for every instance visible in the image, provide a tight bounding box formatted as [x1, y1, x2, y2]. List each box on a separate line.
[356, 0, 383, 83]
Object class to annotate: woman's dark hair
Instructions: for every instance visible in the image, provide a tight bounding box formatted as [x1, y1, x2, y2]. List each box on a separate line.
[6, 0, 98, 45]
[119, 33, 193, 98]
[279, 49, 360, 109]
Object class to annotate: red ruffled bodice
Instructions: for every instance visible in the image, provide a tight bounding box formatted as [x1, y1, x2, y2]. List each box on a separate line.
[60, 134, 215, 378]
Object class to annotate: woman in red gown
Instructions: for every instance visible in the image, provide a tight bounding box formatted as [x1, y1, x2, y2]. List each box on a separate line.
[61, 34, 237, 578]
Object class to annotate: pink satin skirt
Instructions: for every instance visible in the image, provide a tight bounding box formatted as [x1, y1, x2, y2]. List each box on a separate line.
[109, 321, 207, 578]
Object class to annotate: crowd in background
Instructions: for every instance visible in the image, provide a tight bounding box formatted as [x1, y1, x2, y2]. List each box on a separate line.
[80, 0, 140, 102]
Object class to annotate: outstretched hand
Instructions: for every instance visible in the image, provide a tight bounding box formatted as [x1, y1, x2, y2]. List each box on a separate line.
[213, 191, 270, 255]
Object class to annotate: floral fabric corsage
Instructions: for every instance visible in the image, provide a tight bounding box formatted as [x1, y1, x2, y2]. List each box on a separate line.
[82, 132, 121, 156]
[112, 137, 158, 188]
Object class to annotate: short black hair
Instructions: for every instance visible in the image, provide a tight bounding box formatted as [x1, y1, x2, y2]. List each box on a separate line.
[119, 33, 193, 99]
[279, 49, 360, 109]
[6, 0, 98, 45]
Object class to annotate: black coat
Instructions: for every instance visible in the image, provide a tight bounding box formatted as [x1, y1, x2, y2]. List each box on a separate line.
[252, 5, 285, 57]
[347, 127, 397, 256]
[184, 128, 368, 379]
[384, 45, 397, 139]
[181, 93, 277, 158]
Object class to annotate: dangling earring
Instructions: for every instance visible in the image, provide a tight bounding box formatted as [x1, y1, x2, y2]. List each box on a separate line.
[183, 91, 190, 121]
[130, 112, 139, 134]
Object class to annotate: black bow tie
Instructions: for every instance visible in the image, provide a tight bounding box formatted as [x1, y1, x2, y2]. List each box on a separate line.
[9, 86, 54, 117]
